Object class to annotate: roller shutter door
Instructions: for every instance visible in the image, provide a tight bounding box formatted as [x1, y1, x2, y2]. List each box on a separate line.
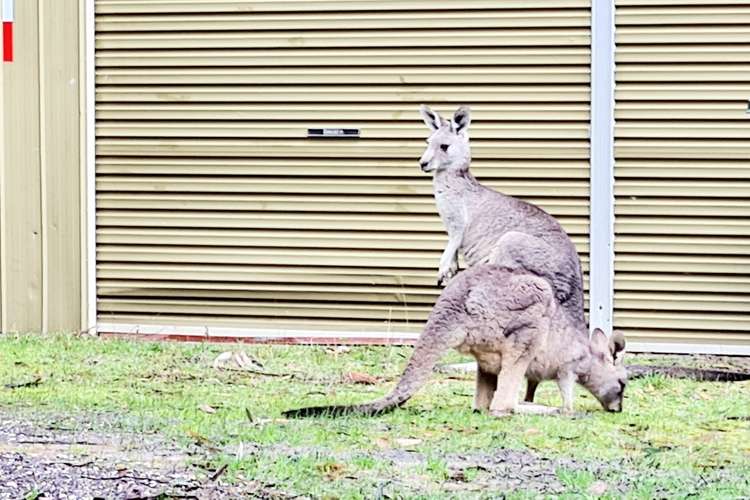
[94, 0, 591, 335]
[615, 0, 750, 350]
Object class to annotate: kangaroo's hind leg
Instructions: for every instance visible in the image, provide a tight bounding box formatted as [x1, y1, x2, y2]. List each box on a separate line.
[524, 379, 539, 403]
[489, 231, 583, 323]
[489, 352, 531, 417]
[489, 299, 550, 418]
[473, 367, 497, 412]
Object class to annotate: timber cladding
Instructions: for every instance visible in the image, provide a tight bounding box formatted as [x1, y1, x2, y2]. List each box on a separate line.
[93, 0, 592, 334]
[614, 0, 750, 350]
[0, 0, 82, 333]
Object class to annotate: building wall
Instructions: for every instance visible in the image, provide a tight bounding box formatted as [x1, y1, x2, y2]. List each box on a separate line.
[0, 0, 748, 353]
[92, 0, 593, 334]
[613, 0, 750, 352]
[0, 0, 83, 333]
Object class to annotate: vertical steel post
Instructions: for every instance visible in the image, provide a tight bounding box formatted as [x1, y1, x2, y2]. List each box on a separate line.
[589, 0, 616, 336]
[84, 0, 96, 334]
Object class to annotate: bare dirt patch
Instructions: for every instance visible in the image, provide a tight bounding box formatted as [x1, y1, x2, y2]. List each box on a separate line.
[0, 411, 285, 499]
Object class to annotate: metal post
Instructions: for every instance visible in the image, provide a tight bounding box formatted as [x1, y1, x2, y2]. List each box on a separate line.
[589, 0, 616, 336]
[83, 0, 96, 334]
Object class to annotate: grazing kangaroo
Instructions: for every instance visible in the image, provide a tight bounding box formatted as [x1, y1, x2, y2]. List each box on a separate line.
[283, 265, 627, 419]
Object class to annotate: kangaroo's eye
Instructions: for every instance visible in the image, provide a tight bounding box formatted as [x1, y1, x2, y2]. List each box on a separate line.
[440, 144, 449, 152]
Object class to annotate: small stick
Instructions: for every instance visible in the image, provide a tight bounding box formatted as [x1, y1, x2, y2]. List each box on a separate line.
[4, 376, 42, 389]
[209, 464, 228, 482]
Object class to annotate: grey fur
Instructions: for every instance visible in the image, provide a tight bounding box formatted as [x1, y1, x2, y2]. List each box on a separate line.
[418, 105, 585, 328]
[283, 265, 627, 419]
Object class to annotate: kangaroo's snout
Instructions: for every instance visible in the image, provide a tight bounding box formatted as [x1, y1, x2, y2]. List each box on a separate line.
[420, 160, 431, 172]
[607, 401, 623, 413]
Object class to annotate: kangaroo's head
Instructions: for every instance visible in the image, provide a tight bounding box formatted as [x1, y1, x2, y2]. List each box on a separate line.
[418, 105, 472, 174]
[579, 329, 627, 412]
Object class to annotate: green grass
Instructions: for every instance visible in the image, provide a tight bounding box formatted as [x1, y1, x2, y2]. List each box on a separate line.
[1, 333, 749, 498]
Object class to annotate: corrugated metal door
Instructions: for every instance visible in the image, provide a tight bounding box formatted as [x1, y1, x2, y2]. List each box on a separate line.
[615, 0, 750, 350]
[94, 0, 591, 336]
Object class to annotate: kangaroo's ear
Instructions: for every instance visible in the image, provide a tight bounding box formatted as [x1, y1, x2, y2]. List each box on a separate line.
[419, 104, 444, 131]
[452, 105, 471, 134]
[591, 327, 609, 353]
[610, 329, 626, 360]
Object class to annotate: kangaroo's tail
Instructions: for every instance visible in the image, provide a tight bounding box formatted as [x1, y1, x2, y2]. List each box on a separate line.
[283, 298, 465, 418]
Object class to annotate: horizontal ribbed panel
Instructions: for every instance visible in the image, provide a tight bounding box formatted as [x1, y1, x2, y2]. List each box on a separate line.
[95, 1, 590, 13]
[95, 212, 589, 234]
[96, 122, 589, 140]
[96, 178, 590, 196]
[614, 2, 750, 347]
[96, 85, 590, 102]
[616, 46, 750, 63]
[95, 158, 591, 177]
[96, 67, 591, 85]
[96, 105, 590, 122]
[618, 6, 750, 25]
[96, 139, 591, 159]
[95, 195, 590, 216]
[96, 48, 591, 67]
[94, 0, 590, 333]
[96, 11, 590, 31]
[96, 30, 591, 49]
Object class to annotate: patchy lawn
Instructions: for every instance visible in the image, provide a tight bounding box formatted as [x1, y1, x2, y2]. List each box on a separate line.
[1, 333, 749, 499]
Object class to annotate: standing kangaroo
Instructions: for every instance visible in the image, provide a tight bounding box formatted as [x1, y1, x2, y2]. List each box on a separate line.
[418, 105, 587, 402]
[419, 105, 583, 319]
[284, 264, 627, 418]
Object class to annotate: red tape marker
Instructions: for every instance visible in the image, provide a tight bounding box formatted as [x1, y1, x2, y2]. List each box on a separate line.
[2, 22, 11, 62]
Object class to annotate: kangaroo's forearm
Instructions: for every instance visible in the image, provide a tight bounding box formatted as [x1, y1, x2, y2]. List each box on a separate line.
[439, 235, 462, 268]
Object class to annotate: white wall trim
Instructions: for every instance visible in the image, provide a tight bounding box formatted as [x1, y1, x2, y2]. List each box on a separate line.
[83, 0, 96, 334]
[97, 323, 750, 356]
[588, 0, 616, 337]
[626, 342, 750, 357]
[97, 322, 421, 342]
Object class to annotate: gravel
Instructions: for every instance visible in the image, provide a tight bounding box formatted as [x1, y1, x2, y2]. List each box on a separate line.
[0, 412, 278, 500]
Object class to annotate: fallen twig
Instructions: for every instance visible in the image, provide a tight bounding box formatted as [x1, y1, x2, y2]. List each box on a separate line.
[4, 376, 42, 389]
[61, 460, 94, 468]
[80, 473, 174, 485]
[209, 464, 228, 482]
[627, 365, 750, 382]
[218, 367, 291, 378]
[17, 439, 101, 446]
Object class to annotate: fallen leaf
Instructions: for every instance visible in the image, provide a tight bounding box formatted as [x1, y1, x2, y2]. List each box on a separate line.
[325, 346, 352, 355]
[252, 418, 289, 426]
[199, 404, 217, 414]
[588, 480, 609, 496]
[448, 469, 468, 482]
[395, 437, 422, 448]
[343, 371, 378, 385]
[185, 429, 213, 447]
[375, 437, 390, 449]
[212, 351, 233, 369]
[234, 351, 264, 371]
[524, 428, 541, 436]
[317, 461, 346, 480]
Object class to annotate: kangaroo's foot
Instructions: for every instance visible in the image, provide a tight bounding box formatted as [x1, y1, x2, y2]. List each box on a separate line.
[437, 266, 458, 287]
[489, 409, 514, 418]
[437, 256, 459, 287]
[515, 402, 560, 416]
